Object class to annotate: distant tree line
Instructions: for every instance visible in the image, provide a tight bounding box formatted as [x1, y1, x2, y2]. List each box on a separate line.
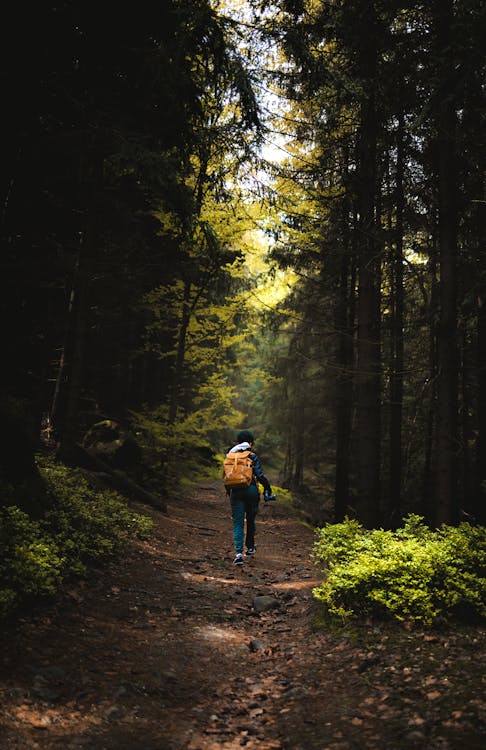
[0, 0, 261, 509]
[1, 0, 484, 532]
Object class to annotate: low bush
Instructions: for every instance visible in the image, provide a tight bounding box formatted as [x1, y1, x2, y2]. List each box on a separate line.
[0, 456, 153, 618]
[312, 515, 486, 627]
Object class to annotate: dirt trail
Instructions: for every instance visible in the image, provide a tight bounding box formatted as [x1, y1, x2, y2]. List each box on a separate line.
[1, 482, 485, 750]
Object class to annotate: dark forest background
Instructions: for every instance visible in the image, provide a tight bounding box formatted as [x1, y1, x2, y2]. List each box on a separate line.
[1, 0, 485, 534]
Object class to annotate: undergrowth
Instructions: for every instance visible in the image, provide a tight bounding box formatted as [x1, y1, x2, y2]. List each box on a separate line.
[0, 455, 153, 619]
[312, 515, 486, 627]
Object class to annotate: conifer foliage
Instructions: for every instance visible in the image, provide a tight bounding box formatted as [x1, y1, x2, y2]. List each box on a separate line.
[249, 0, 486, 528]
[0, 0, 262, 498]
[1, 0, 485, 537]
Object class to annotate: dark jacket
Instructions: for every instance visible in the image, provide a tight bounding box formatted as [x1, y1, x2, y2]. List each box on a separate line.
[247, 451, 271, 494]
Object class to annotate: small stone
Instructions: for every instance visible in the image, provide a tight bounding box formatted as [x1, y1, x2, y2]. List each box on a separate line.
[159, 670, 177, 683]
[105, 704, 123, 719]
[253, 596, 279, 613]
[285, 686, 307, 699]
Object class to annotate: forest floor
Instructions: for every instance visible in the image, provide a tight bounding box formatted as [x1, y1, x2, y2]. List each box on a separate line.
[1, 480, 485, 750]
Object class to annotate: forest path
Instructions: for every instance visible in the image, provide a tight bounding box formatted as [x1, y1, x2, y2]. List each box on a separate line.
[1, 482, 484, 750]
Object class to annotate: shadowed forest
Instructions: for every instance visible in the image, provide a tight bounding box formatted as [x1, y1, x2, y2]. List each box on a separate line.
[1, 1, 485, 749]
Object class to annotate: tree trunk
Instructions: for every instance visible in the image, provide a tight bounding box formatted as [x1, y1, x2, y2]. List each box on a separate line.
[49, 263, 79, 438]
[287, 340, 305, 489]
[334, 215, 355, 522]
[355, 2, 381, 527]
[55, 153, 103, 461]
[168, 280, 191, 424]
[477, 293, 486, 523]
[58, 263, 89, 459]
[434, 0, 459, 525]
[56, 228, 93, 460]
[420, 231, 439, 521]
[465, 69, 486, 524]
[460, 330, 475, 514]
[388, 111, 405, 527]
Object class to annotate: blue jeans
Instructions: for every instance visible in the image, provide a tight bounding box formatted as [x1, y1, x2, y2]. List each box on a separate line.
[230, 484, 260, 554]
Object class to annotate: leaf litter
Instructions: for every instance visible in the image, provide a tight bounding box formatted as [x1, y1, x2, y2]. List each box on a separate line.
[0, 480, 484, 749]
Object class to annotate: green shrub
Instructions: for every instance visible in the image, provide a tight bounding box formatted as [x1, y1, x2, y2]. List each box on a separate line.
[312, 515, 486, 626]
[0, 456, 153, 618]
[270, 485, 293, 506]
[0, 505, 62, 615]
[39, 457, 153, 574]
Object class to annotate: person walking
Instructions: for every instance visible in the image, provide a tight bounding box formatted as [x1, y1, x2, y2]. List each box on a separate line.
[225, 429, 274, 566]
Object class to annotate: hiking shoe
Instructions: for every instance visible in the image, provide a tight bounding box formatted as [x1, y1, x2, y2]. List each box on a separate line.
[233, 553, 244, 566]
[245, 547, 256, 556]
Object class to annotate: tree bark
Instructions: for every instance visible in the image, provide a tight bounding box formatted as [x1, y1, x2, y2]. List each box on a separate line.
[284, 338, 306, 490]
[477, 292, 486, 523]
[334, 178, 356, 522]
[168, 280, 191, 424]
[55, 152, 103, 460]
[464, 67, 486, 524]
[388, 111, 405, 527]
[355, 2, 381, 527]
[433, 0, 459, 525]
[419, 226, 438, 522]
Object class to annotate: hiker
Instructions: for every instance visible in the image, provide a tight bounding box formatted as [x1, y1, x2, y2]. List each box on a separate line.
[224, 429, 275, 566]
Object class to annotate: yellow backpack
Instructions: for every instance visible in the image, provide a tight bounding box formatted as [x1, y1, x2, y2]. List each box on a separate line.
[223, 450, 254, 490]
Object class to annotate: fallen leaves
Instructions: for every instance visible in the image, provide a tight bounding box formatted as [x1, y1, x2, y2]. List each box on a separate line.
[408, 715, 426, 726]
[1, 483, 485, 750]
